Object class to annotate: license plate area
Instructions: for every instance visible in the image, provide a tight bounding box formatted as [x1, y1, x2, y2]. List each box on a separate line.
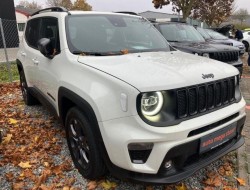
[199, 123, 237, 154]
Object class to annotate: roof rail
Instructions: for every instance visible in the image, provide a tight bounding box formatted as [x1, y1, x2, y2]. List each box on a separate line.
[115, 11, 138, 16]
[31, 7, 68, 16]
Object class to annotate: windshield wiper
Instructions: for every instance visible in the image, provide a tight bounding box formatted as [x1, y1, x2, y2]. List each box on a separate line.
[167, 40, 180, 42]
[72, 51, 114, 56]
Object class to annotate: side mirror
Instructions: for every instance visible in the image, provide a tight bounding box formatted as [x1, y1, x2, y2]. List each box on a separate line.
[37, 38, 54, 59]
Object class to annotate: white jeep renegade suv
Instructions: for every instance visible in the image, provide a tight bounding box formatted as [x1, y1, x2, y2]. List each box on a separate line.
[17, 7, 246, 183]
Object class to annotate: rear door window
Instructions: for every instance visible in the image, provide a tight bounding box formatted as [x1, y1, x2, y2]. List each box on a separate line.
[25, 18, 41, 49]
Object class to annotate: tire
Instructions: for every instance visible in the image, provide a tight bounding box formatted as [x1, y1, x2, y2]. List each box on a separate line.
[242, 41, 249, 52]
[19, 70, 38, 105]
[65, 107, 106, 179]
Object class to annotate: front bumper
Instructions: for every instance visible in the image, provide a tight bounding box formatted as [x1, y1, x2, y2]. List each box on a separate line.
[99, 98, 246, 183]
[230, 59, 243, 75]
[108, 123, 244, 184]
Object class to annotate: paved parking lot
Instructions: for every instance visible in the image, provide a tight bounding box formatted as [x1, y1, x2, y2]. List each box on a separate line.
[238, 54, 250, 189]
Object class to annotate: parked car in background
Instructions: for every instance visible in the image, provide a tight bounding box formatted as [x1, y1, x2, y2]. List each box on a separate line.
[197, 28, 245, 56]
[211, 24, 234, 38]
[243, 31, 250, 52]
[153, 22, 243, 75]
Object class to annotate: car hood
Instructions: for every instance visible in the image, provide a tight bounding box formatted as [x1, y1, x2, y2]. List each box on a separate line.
[77, 51, 238, 92]
[170, 42, 239, 53]
[209, 39, 244, 47]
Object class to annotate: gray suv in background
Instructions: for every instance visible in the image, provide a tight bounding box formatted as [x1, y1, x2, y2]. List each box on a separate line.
[197, 27, 245, 56]
[153, 22, 243, 75]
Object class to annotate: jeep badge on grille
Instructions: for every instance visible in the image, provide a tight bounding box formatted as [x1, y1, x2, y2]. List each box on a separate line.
[202, 74, 214, 79]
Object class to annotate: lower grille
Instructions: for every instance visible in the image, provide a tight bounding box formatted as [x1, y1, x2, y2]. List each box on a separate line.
[188, 112, 239, 137]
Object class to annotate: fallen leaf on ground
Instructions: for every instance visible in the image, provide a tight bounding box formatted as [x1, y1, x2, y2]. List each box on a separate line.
[203, 187, 215, 190]
[34, 136, 39, 142]
[18, 161, 32, 168]
[175, 183, 187, 190]
[236, 177, 246, 186]
[204, 175, 222, 187]
[13, 182, 25, 190]
[223, 186, 237, 190]
[9, 118, 18, 124]
[63, 187, 70, 190]
[100, 180, 117, 190]
[5, 172, 14, 181]
[213, 176, 222, 187]
[2, 134, 12, 144]
[87, 181, 98, 190]
[33, 169, 52, 189]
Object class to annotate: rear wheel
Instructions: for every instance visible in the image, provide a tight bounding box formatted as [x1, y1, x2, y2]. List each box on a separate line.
[19, 70, 38, 105]
[65, 107, 106, 179]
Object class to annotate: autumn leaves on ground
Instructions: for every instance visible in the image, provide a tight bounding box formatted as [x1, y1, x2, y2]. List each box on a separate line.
[0, 82, 246, 190]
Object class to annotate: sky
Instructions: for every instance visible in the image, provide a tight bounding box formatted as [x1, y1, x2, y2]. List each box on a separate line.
[13, 0, 250, 14]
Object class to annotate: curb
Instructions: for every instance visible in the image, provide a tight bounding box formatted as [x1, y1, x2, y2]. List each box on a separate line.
[238, 75, 250, 189]
[238, 142, 247, 190]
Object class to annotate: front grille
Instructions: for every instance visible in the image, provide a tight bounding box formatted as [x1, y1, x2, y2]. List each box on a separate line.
[177, 77, 235, 119]
[210, 51, 238, 62]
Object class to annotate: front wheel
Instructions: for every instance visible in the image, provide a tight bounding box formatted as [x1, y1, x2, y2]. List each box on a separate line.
[65, 107, 106, 179]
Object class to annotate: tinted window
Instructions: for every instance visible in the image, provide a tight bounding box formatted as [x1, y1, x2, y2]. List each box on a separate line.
[159, 23, 205, 43]
[196, 27, 211, 40]
[40, 17, 60, 54]
[66, 14, 170, 55]
[205, 29, 228, 40]
[25, 18, 40, 48]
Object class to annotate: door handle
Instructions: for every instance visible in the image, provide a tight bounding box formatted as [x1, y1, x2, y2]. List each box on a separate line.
[21, 52, 26, 57]
[32, 58, 39, 65]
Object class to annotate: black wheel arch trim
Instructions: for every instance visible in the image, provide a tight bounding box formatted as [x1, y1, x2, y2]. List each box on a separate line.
[16, 59, 24, 72]
[58, 87, 100, 126]
[58, 87, 114, 171]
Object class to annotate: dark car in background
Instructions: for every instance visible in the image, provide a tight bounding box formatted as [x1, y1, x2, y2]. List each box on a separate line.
[197, 27, 245, 56]
[153, 22, 243, 75]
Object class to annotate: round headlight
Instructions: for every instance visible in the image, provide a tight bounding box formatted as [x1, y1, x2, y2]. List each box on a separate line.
[141, 92, 163, 116]
[202, 53, 210, 58]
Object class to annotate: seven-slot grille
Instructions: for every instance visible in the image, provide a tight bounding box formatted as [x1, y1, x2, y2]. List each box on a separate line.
[209, 51, 238, 63]
[177, 77, 235, 118]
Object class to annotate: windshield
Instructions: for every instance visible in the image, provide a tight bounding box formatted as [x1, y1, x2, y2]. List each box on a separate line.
[196, 27, 211, 40]
[66, 14, 170, 55]
[205, 29, 228, 40]
[159, 23, 205, 42]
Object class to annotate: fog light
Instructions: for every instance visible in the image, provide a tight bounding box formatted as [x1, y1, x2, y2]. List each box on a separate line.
[164, 160, 172, 170]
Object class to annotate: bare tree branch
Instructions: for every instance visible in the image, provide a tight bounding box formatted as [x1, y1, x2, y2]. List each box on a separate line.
[18, 0, 42, 9]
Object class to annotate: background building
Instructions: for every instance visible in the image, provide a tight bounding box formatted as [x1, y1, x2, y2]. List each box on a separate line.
[0, 0, 19, 48]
